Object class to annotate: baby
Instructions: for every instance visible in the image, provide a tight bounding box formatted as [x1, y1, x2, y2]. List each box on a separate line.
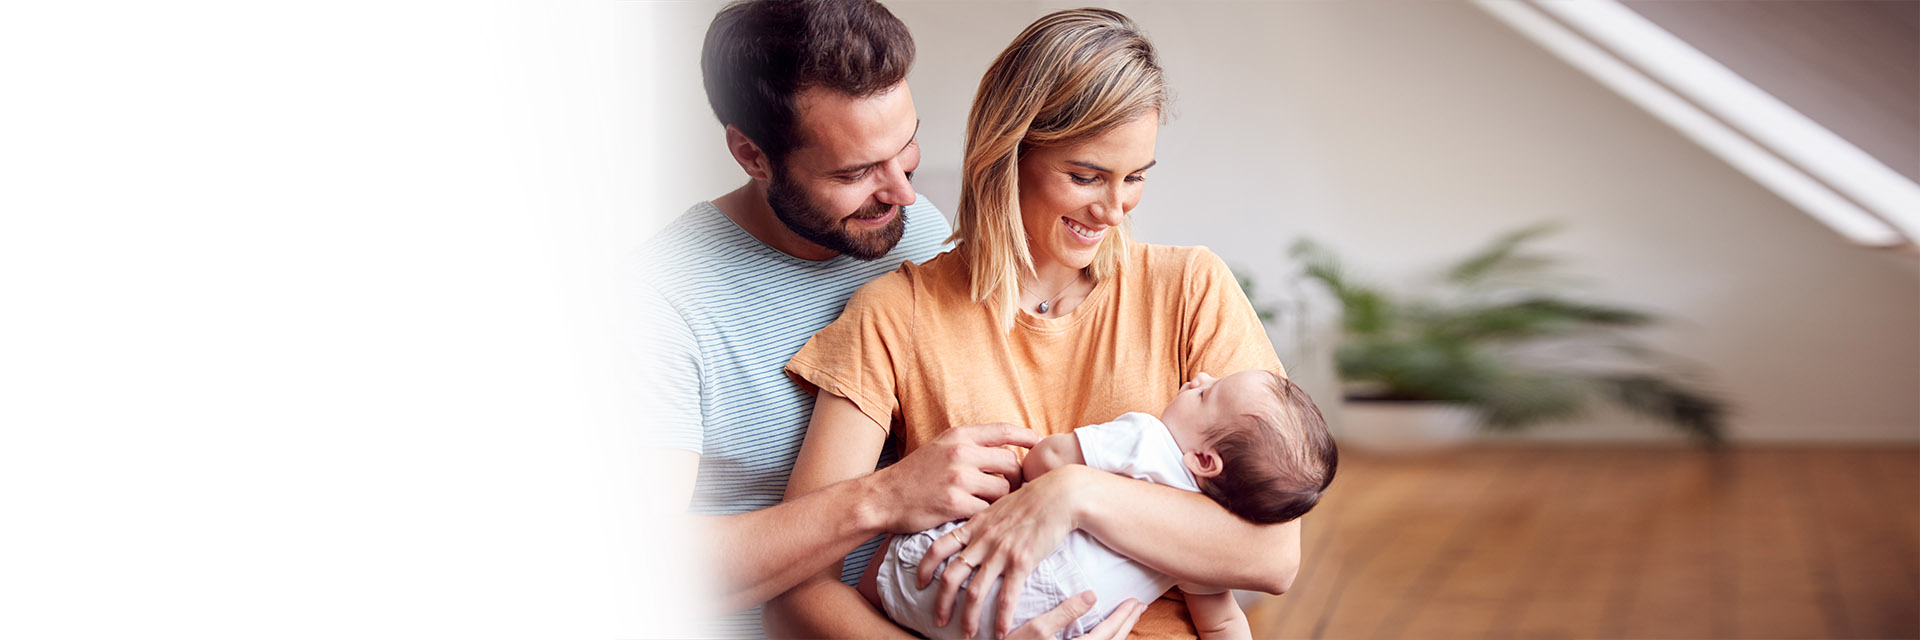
[859, 369, 1337, 639]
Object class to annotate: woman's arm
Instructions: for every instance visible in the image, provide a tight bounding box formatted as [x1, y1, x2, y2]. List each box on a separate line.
[1074, 466, 1302, 593]
[918, 464, 1300, 638]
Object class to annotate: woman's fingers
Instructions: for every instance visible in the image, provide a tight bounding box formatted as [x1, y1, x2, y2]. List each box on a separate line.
[959, 554, 1009, 638]
[934, 550, 975, 627]
[994, 562, 1037, 639]
[920, 525, 969, 589]
[1080, 599, 1144, 640]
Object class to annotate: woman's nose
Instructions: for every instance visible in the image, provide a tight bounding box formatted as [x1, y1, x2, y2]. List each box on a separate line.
[1091, 191, 1125, 225]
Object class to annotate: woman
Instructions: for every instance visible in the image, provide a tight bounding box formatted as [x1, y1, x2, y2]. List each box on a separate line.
[772, 8, 1300, 638]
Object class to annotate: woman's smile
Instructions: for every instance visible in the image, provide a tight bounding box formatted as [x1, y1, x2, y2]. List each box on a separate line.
[1064, 217, 1106, 244]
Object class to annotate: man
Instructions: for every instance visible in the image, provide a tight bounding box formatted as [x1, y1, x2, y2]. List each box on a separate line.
[634, 2, 1115, 637]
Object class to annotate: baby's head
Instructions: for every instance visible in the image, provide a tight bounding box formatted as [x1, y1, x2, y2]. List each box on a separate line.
[1159, 369, 1336, 524]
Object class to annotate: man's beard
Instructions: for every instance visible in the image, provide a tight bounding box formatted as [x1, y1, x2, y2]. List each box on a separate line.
[765, 169, 906, 261]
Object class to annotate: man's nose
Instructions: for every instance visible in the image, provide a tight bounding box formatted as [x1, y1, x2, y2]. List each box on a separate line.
[875, 162, 915, 207]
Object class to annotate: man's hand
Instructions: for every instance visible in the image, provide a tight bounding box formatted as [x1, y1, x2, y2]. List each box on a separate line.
[1006, 592, 1144, 640]
[868, 422, 1038, 534]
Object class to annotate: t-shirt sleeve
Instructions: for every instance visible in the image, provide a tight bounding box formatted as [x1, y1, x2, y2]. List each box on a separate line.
[785, 269, 916, 431]
[631, 280, 705, 454]
[1180, 248, 1286, 382]
[1074, 413, 1199, 491]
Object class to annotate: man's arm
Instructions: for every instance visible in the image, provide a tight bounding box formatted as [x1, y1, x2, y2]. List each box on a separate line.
[649, 447, 899, 614]
[763, 391, 1034, 637]
[653, 413, 1034, 617]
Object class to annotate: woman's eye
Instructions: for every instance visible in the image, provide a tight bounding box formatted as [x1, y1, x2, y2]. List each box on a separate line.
[1125, 174, 1147, 183]
[1069, 174, 1097, 185]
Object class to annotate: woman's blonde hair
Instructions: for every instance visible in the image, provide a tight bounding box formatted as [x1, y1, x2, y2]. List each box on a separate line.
[952, 7, 1167, 328]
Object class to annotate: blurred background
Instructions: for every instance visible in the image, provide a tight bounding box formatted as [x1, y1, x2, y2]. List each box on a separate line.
[641, 1, 1919, 637]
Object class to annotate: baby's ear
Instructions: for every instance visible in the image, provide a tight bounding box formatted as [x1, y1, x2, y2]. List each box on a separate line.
[1184, 448, 1224, 479]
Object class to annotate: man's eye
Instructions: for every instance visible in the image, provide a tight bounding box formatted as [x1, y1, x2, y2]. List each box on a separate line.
[844, 169, 869, 181]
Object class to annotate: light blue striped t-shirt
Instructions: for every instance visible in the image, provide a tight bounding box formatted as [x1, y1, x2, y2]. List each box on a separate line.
[633, 194, 951, 637]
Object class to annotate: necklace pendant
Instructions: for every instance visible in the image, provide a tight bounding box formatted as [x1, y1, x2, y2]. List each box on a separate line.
[1037, 300, 1051, 314]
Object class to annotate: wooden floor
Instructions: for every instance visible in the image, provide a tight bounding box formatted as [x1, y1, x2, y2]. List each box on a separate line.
[1245, 446, 1920, 639]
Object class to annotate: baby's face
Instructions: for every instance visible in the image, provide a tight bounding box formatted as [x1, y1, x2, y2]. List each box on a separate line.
[1160, 369, 1275, 454]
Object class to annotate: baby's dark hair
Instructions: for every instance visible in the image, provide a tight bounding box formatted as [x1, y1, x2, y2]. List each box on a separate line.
[1196, 372, 1337, 524]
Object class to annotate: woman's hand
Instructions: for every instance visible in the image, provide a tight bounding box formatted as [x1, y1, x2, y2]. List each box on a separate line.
[1006, 591, 1144, 640]
[917, 464, 1104, 638]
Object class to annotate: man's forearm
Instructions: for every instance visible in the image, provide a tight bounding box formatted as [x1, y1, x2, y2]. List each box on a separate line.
[763, 574, 915, 639]
[1072, 468, 1301, 594]
[705, 474, 889, 612]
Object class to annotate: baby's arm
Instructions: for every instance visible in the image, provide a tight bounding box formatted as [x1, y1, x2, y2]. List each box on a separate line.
[1180, 584, 1252, 640]
[1020, 432, 1085, 482]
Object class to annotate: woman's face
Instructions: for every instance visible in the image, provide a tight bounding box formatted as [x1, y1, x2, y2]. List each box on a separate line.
[1016, 115, 1158, 273]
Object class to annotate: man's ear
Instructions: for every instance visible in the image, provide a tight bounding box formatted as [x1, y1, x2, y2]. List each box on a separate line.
[1184, 448, 1224, 479]
[724, 125, 775, 181]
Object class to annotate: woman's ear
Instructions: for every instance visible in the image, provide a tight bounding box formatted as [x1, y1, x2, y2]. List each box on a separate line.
[724, 125, 775, 181]
[1184, 448, 1223, 479]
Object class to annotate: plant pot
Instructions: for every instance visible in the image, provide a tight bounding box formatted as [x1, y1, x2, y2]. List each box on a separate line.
[1335, 401, 1480, 455]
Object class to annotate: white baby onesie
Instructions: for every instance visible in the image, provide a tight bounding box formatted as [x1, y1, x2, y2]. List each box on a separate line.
[873, 412, 1199, 639]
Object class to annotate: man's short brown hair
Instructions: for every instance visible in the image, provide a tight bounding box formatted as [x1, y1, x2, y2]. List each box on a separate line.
[1197, 372, 1338, 525]
[701, 0, 915, 166]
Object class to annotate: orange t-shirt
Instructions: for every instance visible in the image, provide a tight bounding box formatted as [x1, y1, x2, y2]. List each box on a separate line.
[787, 241, 1284, 638]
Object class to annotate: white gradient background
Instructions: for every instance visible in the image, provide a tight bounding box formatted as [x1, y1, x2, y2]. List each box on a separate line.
[4, 1, 680, 637]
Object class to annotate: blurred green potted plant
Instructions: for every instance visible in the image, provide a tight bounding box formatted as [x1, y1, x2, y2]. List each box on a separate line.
[1289, 222, 1726, 450]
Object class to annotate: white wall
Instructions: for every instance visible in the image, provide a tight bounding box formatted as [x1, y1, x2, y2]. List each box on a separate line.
[645, 0, 1920, 442]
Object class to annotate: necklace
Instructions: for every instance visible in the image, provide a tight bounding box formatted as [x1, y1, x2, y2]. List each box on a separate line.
[1029, 274, 1085, 314]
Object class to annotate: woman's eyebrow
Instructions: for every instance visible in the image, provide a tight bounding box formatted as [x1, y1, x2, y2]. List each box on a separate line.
[1066, 159, 1157, 173]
